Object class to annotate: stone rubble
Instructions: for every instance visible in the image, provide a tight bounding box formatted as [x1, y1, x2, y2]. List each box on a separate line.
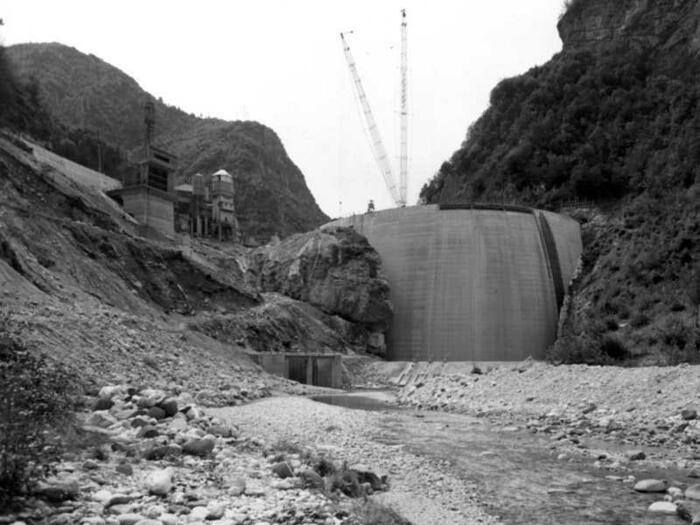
[1, 386, 396, 525]
[394, 359, 700, 522]
[209, 397, 499, 525]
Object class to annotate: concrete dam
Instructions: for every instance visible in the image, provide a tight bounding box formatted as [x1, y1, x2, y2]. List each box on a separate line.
[326, 204, 582, 361]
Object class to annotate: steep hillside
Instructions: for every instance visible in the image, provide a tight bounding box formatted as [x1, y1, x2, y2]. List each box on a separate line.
[0, 133, 265, 401]
[6, 42, 329, 242]
[421, 0, 700, 363]
[0, 133, 389, 395]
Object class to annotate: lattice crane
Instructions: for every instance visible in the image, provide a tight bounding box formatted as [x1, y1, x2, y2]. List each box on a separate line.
[399, 8, 408, 207]
[340, 25, 404, 207]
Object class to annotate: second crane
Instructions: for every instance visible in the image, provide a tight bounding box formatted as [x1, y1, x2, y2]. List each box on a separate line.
[340, 9, 409, 208]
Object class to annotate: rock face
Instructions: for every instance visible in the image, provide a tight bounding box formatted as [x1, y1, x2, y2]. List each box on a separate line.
[558, 0, 700, 52]
[247, 226, 392, 333]
[6, 43, 329, 243]
[192, 293, 384, 355]
[190, 226, 394, 356]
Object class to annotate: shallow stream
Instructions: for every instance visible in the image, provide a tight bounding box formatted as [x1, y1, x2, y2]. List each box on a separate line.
[313, 392, 690, 525]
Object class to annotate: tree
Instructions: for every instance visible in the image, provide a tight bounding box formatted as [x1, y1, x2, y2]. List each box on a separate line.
[0, 313, 78, 508]
[0, 44, 19, 126]
[689, 270, 700, 328]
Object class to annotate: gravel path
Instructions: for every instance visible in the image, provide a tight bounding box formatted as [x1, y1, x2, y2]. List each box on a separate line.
[209, 397, 499, 525]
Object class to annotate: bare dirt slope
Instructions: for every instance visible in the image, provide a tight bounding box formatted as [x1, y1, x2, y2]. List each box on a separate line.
[0, 134, 386, 401]
[0, 134, 284, 402]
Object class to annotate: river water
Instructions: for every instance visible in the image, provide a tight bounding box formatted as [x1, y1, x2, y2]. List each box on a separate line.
[313, 393, 689, 525]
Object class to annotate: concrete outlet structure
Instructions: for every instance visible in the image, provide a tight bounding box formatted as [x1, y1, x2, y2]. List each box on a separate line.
[249, 353, 342, 388]
[326, 204, 582, 361]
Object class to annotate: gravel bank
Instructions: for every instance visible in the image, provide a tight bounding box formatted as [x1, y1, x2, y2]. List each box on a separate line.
[210, 397, 499, 525]
[395, 361, 700, 465]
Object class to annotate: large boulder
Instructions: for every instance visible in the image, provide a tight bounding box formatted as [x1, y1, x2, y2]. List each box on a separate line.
[634, 479, 668, 493]
[85, 410, 118, 429]
[247, 227, 392, 331]
[35, 478, 80, 502]
[686, 484, 700, 500]
[145, 468, 172, 496]
[182, 435, 216, 457]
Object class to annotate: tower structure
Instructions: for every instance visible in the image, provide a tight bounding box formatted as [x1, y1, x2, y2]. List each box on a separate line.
[109, 100, 177, 236]
[210, 169, 239, 241]
[340, 9, 410, 208]
[191, 173, 207, 236]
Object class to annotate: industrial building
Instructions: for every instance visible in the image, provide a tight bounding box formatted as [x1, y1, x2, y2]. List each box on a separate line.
[174, 169, 239, 241]
[326, 204, 582, 362]
[108, 101, 239, 241]
[108, 143, 177, 237]
[108, 100, 177, 237]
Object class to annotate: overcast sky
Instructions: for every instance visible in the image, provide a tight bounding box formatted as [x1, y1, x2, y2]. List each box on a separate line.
[2, 0, 566, 217]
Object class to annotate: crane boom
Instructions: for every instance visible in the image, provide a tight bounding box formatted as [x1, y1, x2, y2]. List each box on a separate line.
[340, 32, 400, 205]
[399, 9, 408, 207]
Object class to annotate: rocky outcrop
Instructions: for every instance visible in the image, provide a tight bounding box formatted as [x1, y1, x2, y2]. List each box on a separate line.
[558, 0, 700, 53]
[247, 228, 392, 331]
[190, 293, 379, 355]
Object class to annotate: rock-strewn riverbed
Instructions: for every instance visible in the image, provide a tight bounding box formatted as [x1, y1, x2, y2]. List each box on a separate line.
[1, 387, 422, 525]
[7, 360, 700, 525]
[395, 360, 700, 457]
[209, 397, 498, 525]
[388, 360, 700, 522]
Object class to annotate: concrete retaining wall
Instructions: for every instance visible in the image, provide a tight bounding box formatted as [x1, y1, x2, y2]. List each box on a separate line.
[325, 205, 582, 361]
[31, 143, 122, 193]
[248, 353, 342, 388]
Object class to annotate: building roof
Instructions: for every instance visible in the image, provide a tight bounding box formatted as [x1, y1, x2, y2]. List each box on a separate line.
[213, 169, 231, 177]
[175, 184, 193, 193]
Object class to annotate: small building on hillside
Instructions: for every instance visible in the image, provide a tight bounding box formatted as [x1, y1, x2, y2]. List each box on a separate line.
[108, 100, 178, 238]
[109, 144, 177, 237]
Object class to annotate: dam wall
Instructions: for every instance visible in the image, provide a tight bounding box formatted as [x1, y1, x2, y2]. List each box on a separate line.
[325, 205, 582, 361]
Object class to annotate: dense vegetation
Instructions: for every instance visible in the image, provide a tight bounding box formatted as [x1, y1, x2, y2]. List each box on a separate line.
[0, 45, 54, 139]
[549, 193, 700, 365]
[0, 314, 78, 508]
[0, 44, 132, 181]
[421, 2, 700, 364]
[420, 45, 700, 207]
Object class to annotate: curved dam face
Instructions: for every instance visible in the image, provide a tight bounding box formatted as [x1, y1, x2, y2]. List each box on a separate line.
[325, 205, 582, 361]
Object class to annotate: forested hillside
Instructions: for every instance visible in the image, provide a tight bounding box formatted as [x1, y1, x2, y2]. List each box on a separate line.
[6, 43, 329, 242]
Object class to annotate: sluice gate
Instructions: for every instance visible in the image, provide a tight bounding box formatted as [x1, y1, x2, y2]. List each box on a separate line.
[325, 204, 582, 361]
